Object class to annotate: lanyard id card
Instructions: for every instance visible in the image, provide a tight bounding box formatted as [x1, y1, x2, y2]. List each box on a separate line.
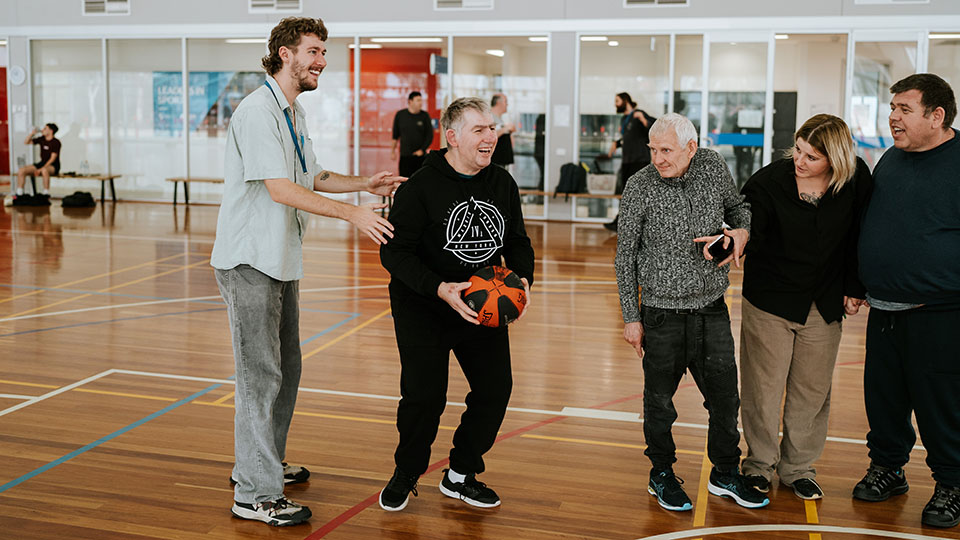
[264, 81, 307, 175]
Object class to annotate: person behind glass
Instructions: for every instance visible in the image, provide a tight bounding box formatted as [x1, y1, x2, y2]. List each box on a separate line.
[615, 112, 768, 513]
[738, 114, 873, 501]
[490, 93, 515, 172]
[377, 97, 534, 512]
[604, 92, 654, 232]
[391, 91, 434, 177]
[210, 17, 405, 527]
[15, 123, 61, 200]
[854, 73, 960, 529]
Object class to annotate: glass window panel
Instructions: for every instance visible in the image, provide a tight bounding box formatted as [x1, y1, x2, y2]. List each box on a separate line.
[707, 42, 768, 189]
[31, 40, 106, 192]
[928, 33, 960, 130]
[772, 34, 848, 156]
[578, 35, 669, 221]
[1, 43, 8, 175]
[674, 35, 703, 133]
[453, 36, 547, 217]
[108, 39, 184, 200]
[851, 41, 917, 167]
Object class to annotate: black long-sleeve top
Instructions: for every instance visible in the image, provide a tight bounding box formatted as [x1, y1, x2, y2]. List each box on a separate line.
[380, 149, 535, 310]
[741, 157, 873, 324]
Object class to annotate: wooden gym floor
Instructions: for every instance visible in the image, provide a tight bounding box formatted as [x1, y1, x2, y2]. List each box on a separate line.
[1, 202, 956, 540]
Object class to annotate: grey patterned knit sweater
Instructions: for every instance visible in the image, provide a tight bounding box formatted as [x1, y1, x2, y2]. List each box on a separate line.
[615, 147, 751, 322]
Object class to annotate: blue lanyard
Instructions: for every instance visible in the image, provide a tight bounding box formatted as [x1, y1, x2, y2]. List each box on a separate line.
[263, 81, 307, 174]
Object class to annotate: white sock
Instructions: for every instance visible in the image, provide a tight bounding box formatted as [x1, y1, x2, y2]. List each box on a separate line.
[41, 188, 49, 195]
[447, 469, 466, 483]
[16, 188, 23, 196]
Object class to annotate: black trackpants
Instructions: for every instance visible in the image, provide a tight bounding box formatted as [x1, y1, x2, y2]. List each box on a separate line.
[864, 306, 960, 486]
[391, 294, 513, 477]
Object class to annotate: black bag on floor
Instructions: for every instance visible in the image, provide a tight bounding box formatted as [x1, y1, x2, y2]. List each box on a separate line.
[555, 162, 587, 200]
[62, 191, 96, 208]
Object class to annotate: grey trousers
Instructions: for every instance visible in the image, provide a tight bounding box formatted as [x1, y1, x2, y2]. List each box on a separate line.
[739, 299, 842, 484]
[216, 265, 302, 504]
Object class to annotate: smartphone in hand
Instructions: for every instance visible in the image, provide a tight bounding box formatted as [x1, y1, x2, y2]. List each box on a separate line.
[707, 231, 734, 260]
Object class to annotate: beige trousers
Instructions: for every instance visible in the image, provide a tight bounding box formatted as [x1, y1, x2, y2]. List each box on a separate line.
[739, 298, 842, 484]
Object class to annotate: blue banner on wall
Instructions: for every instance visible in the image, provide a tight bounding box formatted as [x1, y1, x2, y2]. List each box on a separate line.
[153, 71, 237, 135]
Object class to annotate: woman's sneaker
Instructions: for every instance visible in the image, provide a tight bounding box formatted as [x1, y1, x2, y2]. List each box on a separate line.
[852, 464, 908, 502]
[439, 469, 501, 508]
[648, 469, 693, 511]
[231, 496, 311, 526]
[379, 467, 420, 511]
[708, 468, 770, 508]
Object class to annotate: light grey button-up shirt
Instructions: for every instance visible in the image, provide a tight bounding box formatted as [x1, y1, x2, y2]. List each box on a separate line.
[211, 75, 323, 281]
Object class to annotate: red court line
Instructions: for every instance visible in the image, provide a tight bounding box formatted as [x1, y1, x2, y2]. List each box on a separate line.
[303, 389, 688, 539]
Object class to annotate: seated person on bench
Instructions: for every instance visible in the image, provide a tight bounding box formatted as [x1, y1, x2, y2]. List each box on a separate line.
[15, 123, 62, 200]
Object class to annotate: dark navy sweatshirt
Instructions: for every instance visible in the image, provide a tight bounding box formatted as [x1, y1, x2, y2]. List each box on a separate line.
[858, 129, 960, 306]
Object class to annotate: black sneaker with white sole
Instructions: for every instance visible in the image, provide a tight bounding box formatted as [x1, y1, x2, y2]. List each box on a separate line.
[707, 468, 770, 509]
[648, 469, 693, 511]
[788, 478, 824, 500]
[439, 469, 501, 508]
[379, 467, 420, 512]
[231, 496, 311, 526]
[230, 462, 310, 486]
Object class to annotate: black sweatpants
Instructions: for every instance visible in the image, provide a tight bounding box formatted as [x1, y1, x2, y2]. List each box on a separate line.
[391, 294, 512, 477]
[864, 306, 960, 486]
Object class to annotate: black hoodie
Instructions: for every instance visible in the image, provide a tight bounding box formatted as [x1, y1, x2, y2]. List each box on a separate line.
[380, 149, 535, 309]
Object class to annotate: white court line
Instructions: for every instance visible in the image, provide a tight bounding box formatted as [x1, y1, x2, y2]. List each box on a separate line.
[0, 394, 35, 400]
[636, 524, 954, 540]
[0, 285, 388, 323]
[0, 369, 116, 417]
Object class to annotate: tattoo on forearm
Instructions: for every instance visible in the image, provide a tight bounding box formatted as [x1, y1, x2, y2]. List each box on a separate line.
[318, 171, 330, 182]
[800, 191, 822, 206]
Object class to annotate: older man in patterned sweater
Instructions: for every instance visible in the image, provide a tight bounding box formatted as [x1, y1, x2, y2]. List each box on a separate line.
[615, 113, 767, 512]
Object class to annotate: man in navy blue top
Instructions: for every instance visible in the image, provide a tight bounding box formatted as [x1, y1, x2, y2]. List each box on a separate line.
[855, 73, 960, 529]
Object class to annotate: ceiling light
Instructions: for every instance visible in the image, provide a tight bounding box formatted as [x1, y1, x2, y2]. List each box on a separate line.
[225, 39, 266, 44]
[0, 40, 7, 46]
[930, 33, 960, 39]
[775, 34, 789, 40]
[608, 41, 620, 47]
[486, 49, 505, 57]
[581, 36, 608, 42]
[348, 44, 383, 49]
[528, 36, 548, 42]
[370, 37, 443, 43]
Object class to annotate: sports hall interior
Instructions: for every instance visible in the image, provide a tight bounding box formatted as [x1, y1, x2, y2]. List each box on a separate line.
[2, 0, 960, 538]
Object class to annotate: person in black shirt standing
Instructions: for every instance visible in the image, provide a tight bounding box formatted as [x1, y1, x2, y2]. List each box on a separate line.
[377, 97, 534, 513]
[391, 91, 434, 177]
[490, 93, 515, 171]
[739, 114, 872, 500]
[15, 123, 61, 200]
[604, 92, 654, 231]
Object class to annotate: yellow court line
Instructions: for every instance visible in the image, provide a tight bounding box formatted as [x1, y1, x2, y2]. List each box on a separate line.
[212, 391, 235, 405]
[805, 499, 823, 540]
[0, 379, 60, 389]
[520, 433, 704, 456]
[0, 252, 191, 306]
[6, 259, 209, 318]
[693, 437, 712, 529]
[301, 308, 392, 360]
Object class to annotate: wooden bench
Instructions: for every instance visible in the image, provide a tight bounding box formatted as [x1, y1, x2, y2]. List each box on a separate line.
[165, 177, 223, 205]
[5, 173, 122, 203]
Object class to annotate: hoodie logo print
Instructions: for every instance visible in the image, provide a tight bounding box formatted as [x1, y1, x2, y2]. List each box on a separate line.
[444, 197, 504, 264]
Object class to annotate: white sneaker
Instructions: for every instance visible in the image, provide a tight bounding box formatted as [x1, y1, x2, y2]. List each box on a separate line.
[230, 496, 312, 526]
[3, 195, 13, 207]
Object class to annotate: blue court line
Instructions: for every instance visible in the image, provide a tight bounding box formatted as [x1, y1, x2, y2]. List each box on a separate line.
[0, 383, 223, 494]
[300, 313, 361, 346]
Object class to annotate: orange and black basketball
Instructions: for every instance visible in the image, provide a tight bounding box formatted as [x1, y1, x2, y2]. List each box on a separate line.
[462, 266, 527, 328]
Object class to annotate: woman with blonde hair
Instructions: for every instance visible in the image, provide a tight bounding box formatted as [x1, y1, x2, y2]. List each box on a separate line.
[738, 114, 873, 500]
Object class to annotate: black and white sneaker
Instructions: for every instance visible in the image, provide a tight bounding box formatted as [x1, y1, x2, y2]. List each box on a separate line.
[788, 478, 824, 500]
[708, 468, 770, 509]
[439, 469, 501, 508]
[648, 469, 693, 511]
[231, 496, 311, 526]
[744, 474, 771, 494]
[379, 467, 420, 512]
[230, 462, 310, 486]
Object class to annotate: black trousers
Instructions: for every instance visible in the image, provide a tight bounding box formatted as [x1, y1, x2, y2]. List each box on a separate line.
[864, 307, 960, 486]
[398, 154, 426, 178]
[391, 295, 513, 476]
[640, 297, 742, 471]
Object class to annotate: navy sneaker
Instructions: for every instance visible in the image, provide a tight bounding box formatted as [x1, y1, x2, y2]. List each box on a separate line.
[707, 468, 770, 508]
[648, 469, 693, 511]
[379, 467, 420, 511]
[439, 469, 501, 508]
[852, 464, 908, 502]
[922, 483, 960, 528]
